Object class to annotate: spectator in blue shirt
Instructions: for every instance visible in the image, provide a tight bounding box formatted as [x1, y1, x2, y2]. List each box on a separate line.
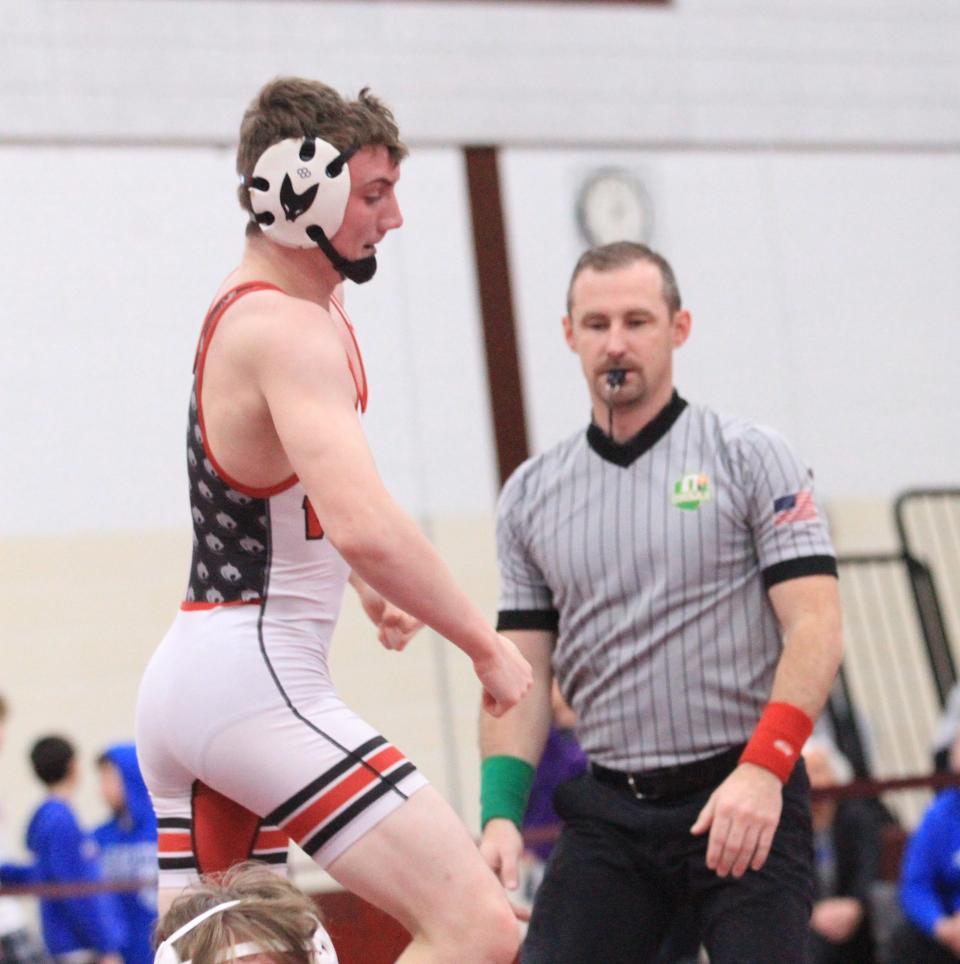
[0, 736, 122, 964]
[890, 728, 960, 963]
[0, 694, 51, 964]
[93, 745, 156, 964]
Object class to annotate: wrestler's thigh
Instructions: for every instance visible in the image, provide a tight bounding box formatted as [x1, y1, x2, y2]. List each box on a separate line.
[200, 692, 429, 866]
[325, 785, 513, 940]
[522, 820, 671, 964]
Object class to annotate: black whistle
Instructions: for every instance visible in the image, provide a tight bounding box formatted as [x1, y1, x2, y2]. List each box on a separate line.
[606, 370, 626, 390]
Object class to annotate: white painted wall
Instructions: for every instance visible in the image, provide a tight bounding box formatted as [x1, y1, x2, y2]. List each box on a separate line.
[503, 147, 960, 499]
[0, 145, 496, 536]
[4, 0, 960, 147]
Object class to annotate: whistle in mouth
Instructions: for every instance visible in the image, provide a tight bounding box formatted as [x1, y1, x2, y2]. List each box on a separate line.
[606, 370, 626, 390]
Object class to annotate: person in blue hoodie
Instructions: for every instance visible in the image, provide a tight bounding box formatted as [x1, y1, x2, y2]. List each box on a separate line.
[889, 728, 960, 962]
[0, 736, 122, 964]
[92, 745, 156, 964]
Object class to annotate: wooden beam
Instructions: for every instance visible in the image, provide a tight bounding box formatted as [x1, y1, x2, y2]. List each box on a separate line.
[464, 146, 530, 486]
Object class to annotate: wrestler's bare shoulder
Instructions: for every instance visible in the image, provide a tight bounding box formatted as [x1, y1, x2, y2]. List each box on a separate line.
[214, 286, 348, 374]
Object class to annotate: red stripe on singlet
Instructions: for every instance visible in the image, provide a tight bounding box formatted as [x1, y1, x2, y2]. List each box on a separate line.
[282, 746, 405, 842]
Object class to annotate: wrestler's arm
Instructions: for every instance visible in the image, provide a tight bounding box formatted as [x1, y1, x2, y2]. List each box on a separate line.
[478, 628, 556, 889]
[348, 570, 423, 652]
[692, 574, 843, 878]
[255, 299, 531, 712]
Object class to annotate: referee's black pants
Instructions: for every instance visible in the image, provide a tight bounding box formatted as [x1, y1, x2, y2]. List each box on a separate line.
[521, 759, 814, 964]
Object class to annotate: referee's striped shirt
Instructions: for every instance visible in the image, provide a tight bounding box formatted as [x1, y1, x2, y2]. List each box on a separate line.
[496, 392, 837, 772]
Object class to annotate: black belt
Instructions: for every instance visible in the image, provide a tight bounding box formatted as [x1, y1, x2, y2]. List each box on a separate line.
[591, 745, 745, 801]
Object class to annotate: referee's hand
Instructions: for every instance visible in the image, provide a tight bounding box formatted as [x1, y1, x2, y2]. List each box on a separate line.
[689, 762, 783, 878]
[480, 818, 525, 892]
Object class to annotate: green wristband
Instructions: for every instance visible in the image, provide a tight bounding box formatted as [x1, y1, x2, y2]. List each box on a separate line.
[480, 755, 536, 829]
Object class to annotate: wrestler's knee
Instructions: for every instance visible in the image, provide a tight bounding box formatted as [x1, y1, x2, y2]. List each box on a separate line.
[475, 892, 520, 962]
[427, 889, 519, 963]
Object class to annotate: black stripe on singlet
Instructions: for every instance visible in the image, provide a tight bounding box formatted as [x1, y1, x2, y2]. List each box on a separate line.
[301, 763, 418, 856]
[156, 817, 191, 830]
[263, 736, 388, 825]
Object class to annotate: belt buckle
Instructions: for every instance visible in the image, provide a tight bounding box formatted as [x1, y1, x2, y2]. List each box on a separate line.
[626, 773, 648, 801]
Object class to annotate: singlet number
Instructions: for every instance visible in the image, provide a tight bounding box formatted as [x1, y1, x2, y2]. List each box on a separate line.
[302, 496, 325, 540]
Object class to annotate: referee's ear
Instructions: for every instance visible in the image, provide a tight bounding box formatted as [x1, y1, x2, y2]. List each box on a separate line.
[670, 309, 692, 348]
[562, 313, 575, 350]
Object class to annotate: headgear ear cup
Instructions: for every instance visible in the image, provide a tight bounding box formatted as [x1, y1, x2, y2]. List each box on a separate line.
[246, 136, 376, 285]
[247, 137, 352, 249]
[311, 919, 339, 964]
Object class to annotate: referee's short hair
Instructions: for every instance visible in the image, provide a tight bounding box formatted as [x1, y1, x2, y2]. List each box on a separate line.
[566, 241, 682, 317]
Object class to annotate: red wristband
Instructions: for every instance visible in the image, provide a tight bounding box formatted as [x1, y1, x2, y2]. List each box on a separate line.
[739, 702, 813, 783]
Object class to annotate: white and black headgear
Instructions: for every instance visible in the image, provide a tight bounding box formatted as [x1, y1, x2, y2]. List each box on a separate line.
[245, 136, 376, 285]
[154, 898, 339, 964]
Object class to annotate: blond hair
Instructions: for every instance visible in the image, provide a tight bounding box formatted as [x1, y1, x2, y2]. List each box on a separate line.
[154, 863, 323, 964]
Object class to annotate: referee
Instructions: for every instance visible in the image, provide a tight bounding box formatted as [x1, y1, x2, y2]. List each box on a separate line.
[479, 242, 843, 964]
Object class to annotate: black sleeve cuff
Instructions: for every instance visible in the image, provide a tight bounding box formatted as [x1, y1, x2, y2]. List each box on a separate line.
[497, 609, 560, 632]
[762, 554, 838, 590]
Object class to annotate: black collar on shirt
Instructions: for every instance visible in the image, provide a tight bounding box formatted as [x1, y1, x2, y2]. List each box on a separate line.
[586, 390, 688, 467]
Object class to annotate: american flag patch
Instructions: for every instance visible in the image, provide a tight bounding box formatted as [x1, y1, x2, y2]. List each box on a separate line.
[773, 489, 818, 526]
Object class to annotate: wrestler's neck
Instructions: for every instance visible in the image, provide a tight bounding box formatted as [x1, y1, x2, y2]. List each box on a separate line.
[593, 379, 676, 444]
[235, 232, 343, 307]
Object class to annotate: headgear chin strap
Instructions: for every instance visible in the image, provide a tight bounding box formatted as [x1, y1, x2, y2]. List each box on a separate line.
[246, 136, 377, 284]
[154, 898, 338, 964]
[305, 225, 377, 285]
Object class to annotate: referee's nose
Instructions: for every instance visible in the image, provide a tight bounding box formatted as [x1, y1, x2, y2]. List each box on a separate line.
[605, 322, 628, 358]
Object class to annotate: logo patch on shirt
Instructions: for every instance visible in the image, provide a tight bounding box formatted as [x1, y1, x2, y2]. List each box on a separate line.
[671, 473, 711, 511]
[773, 489, 818, 526]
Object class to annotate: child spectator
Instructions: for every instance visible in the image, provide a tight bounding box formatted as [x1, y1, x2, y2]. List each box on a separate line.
[0, 736, 122, 964]
[0, 695, 51, 964]
[93, 745, 157, 964]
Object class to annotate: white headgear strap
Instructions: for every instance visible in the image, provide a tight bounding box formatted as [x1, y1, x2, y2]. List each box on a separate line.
[154, 900, 242, 964]
[153, 899, 339, 964]
[247, 137, 354, 249]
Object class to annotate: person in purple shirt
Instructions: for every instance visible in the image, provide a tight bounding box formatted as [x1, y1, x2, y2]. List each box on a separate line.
[522, 684, 588, 865]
